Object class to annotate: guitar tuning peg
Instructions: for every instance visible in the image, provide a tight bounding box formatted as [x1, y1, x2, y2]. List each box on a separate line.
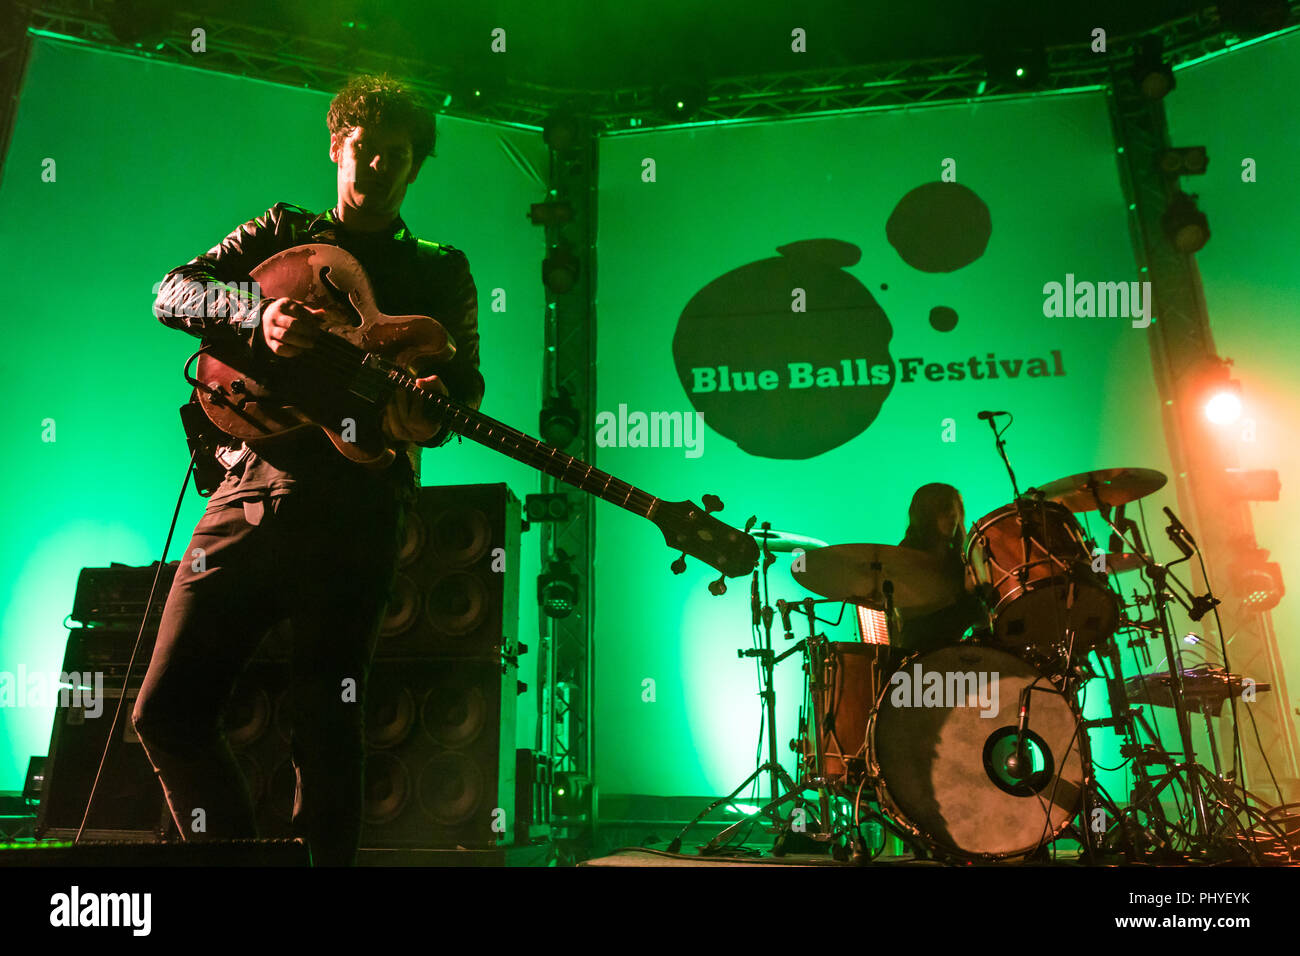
[702, 494, 723, 513]
[671, 553, 687, 575]
[708, 575, 727, 596]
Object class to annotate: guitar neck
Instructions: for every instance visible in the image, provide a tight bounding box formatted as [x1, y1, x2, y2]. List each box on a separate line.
[418, 385, 659, 520]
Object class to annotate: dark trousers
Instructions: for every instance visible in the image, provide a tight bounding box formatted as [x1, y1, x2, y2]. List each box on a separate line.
[132, 483, 405, 866]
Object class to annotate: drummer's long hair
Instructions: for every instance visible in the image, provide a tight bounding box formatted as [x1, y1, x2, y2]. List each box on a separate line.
[903, 483, 966, 554]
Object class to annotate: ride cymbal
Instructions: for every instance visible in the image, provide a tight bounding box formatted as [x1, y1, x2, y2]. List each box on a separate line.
[1034, 467, 1167, 512]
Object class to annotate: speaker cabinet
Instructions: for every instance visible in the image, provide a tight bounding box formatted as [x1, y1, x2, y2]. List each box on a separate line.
[360, 657, 517, 848]
[381, 483, 521, 660]
[35, 680, 171, 841]
[39, 483, 522, 853]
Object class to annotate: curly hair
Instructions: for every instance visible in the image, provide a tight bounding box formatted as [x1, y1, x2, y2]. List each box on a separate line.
[326, 73, 437, 168]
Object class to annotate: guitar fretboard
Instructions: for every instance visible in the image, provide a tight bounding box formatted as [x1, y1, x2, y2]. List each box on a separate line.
[379, 360, 660, 520]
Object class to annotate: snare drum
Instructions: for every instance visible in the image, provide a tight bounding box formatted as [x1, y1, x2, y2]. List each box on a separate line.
[966, 499, 1118, 652]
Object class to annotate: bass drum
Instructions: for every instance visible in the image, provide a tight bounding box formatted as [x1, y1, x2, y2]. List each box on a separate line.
[867, 644, 1082, 860]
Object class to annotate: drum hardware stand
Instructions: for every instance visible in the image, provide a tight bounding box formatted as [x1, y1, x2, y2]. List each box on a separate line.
[1082, 635, 1173, 860]
[667, 524, 828, 856]
[852, 793, 933, 862]
[694, 601, 866, 858]
[1086, 493, 1258, 861]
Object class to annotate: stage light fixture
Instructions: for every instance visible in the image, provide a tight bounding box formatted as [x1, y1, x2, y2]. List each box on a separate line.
[525, 493, 573, 523]
[1158, 146, 1209, 176]
[1161, 192, 1210, 253]
[553, 772, 591, 817]
[542, 242, 581, 295]
[543, 111, 583, 152]
[1132, 37, 1176, 99]
[1229, 548, 1285, 612]
[1204, 385, 1242, 425]
[538, 550, 580, 619]
[528, 201, 575, 227]
[539, 387, 580, 449]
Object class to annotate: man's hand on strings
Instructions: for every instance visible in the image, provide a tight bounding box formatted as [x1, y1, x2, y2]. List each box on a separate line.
[383, 374, 450, 443]
[260, 297, 325, 357]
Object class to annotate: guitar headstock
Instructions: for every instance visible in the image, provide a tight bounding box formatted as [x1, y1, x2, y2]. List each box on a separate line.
[652, 496, 759, 579]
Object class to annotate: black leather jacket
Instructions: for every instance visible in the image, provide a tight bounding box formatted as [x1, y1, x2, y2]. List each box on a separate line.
[153, 202, 482, 500]
[153, 201, 483, 430]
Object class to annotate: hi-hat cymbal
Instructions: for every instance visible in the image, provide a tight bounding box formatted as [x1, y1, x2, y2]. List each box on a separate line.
[1034, 467, 1167, 512]
[791, 543, 958, 612]
[748, 529, 829, 553]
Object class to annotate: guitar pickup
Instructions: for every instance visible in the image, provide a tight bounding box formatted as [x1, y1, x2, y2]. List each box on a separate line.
[342, 353, 392, 403]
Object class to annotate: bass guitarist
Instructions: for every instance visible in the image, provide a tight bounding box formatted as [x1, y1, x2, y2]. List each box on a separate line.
[132, 72, 478, 867]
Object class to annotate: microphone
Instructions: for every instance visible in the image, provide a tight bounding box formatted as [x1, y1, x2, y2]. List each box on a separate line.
[751, 573, 761, 627]
[777, 599, 794, 637]
[1004, 686, 1032, 779]
[977, 410, 1010, 421]
[1162, 506, 1195, 558]
[1163, 506, 1195, 543]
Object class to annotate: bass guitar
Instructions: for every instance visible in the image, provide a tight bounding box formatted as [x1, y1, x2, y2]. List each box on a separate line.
[188, 243, 758, 583]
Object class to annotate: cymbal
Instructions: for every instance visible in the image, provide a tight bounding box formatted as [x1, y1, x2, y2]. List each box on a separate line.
[791, 543, 958, 612]
[748, 529, 829, 553]
[1034, 467, 1167, 512]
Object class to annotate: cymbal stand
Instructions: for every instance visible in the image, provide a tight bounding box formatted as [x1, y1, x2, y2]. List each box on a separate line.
[697, 600, 865, 857]
[667, 523, 817, 855]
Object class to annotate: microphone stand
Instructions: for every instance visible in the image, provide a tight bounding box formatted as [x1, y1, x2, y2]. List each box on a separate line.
[981, 412, 1021, 501]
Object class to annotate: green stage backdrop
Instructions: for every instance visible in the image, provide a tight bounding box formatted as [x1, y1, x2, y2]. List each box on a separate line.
[594, 89, 1217, 801]
[0, 39, 547, 791]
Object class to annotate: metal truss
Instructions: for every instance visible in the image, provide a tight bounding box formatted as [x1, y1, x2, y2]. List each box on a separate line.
[1107, 51, 1300, 803]
[542, 137, 597, 795]
[0, 0, 35, 190]
[22, 0, 1300, 134]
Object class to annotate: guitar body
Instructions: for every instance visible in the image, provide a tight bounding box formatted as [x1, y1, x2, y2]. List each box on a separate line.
[195, 243, 455, 468]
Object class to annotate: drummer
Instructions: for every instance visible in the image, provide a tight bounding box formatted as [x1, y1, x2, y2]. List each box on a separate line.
[892, 483, 988, 663]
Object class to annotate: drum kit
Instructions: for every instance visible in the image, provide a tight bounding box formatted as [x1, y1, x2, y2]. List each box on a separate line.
[670, 414, 1268, 864]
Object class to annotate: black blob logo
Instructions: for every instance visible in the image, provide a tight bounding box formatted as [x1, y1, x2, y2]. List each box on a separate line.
[929, 305, 958, 332]
[886, 181, 992, 274]
[672, 239, 894, 460]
